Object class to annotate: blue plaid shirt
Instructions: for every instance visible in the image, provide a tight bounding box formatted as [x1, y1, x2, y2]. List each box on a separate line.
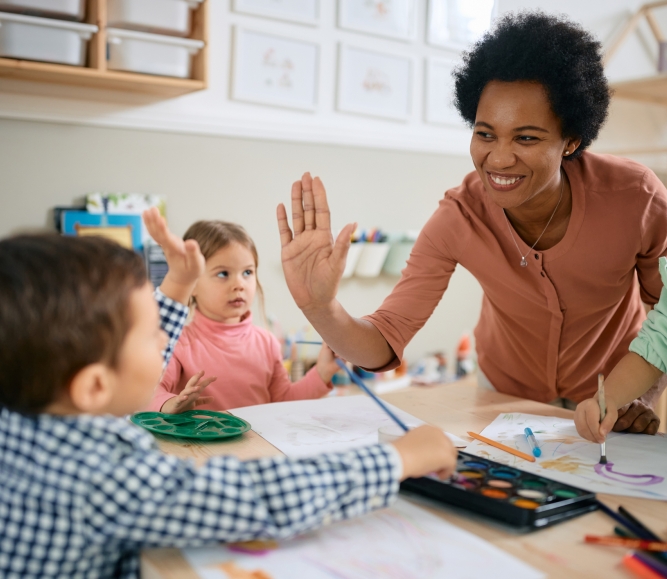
[0, 289, 401, 578]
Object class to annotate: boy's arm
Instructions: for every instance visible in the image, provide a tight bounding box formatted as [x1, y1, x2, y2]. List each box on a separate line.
[154, 288, 189, 367]
[85, 444, 402, 548]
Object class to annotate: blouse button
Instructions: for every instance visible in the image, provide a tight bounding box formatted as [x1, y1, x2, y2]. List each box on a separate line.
[534, 254, 539, 259]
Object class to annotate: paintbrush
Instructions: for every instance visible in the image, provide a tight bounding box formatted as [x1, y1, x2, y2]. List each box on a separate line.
[598, 373, 607, 464]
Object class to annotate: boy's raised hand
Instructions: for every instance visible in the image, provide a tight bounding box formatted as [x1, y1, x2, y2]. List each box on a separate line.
[160, 371, 216, 413]
[277, 173, 356, 315]
[391, 425, 458, 481]
[143, 207, 205, 305]
[574, 397, 618, 443]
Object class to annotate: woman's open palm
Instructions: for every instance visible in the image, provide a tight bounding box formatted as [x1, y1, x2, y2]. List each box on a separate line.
[277, 173, 355, 312]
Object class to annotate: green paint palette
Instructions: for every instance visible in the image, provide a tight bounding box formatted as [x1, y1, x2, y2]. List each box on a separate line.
[130, 410, 251, 440]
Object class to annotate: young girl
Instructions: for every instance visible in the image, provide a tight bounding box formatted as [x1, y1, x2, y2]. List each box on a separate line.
[575, 256, 667, 442]
[148, 220, 339, 413]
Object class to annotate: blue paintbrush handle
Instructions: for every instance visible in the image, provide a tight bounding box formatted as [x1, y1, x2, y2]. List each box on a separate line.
[335, 359, 409, 432]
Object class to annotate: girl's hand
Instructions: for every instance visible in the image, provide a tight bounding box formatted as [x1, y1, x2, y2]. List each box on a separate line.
[277, 173, 356, 314]
[160, 371, 216, 414]
[316, 344, 341, 383]
[143, 207, 205, 304]
[574, 396, 618, 443]
[391, 425, 458, 480]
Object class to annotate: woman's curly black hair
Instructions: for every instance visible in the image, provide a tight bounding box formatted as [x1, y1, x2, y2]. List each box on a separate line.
[453, 11, 611, 158]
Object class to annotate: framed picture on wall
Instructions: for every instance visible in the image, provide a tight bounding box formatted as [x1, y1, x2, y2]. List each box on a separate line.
[337, 44, 412, 121]
[338, 0, 417, 42]
[231, 27, 319, 111]
[427, 0, 496, 49]
[425, 57, 463, 126]
[233, 0, 319, 26]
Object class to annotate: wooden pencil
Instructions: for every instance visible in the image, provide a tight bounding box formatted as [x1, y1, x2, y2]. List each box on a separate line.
[466, 431, 536, 462]
[585, 535, 667, 552]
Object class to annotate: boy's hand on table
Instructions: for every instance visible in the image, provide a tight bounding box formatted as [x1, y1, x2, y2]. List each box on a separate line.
[316, 344, 341, 383]
[575, 397, 618, 443]
[391, 425, 458, 481]
[613, 400, 661, 435]
[143, 207, 205, 305]
[160, 371, 216, 414]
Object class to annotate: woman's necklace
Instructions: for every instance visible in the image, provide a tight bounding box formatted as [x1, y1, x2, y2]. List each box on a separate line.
[502, 171, 564, 268]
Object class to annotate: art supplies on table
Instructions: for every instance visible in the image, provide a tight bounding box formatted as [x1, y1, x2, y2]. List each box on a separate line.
[183, 497, 545, 579]
[467, 431, 536, 462]
[584, 535, 667, 551]
[228, 396, 465, 459]
[465, 413, 667, 500]
[131, 410, 250, 440]
[401, 451, 597, 529]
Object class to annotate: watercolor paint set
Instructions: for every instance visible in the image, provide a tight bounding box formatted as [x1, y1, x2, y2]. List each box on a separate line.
[400, 451, 598, 529]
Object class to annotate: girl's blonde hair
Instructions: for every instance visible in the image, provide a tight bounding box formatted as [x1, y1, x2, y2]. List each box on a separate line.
[183, 220, 266, 324]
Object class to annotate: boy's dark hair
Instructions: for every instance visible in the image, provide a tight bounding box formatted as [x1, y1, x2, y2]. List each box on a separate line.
[0, 234, 147, 413]
[453, 11, 611, 158]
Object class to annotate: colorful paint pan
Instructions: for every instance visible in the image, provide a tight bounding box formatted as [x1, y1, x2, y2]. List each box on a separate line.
[489, 467, 521, 479]
[512, 498, 540, 510]
[400, 451, 598, 529]
[481, 487, 509, 499]
[131, 410, 251, 440]
[487, 479, 514, 489]
[517, 489, 547, 502]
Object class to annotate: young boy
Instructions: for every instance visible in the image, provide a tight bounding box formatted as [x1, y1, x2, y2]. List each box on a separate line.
[575, 256, 667, 442]
[0, 209, 457, 579]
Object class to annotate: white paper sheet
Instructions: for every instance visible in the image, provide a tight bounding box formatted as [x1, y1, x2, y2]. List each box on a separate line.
[183, 498, 544, 579]
[465, 413, 667, 500]
[229, 396, 466, 458]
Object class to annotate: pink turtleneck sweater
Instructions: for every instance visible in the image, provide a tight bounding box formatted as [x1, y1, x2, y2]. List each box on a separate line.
[148, 310, 331, 412]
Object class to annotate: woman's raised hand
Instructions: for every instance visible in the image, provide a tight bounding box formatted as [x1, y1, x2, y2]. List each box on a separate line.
[277, 173, 356, 313]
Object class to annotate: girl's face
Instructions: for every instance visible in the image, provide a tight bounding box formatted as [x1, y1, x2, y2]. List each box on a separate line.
[192, 242, 257, 324]
[469, 80, 580, 212]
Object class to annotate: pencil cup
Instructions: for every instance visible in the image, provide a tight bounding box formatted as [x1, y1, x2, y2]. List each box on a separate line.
[355, 243, 390, 277]
[342, 243, 363, 279]
[382, 241, 414, 276]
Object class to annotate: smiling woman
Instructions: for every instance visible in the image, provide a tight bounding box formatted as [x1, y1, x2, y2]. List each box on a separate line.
[277, 11, 667, 435]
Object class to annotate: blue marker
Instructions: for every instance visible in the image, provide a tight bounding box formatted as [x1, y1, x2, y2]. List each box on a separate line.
[524, 427, 541, 457]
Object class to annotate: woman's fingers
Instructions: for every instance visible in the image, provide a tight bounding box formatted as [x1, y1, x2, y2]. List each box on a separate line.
[312, 177, 332, 232]
[291, 179, 305, 236]
[277, 204, 294, 248]
[303, 188, 316, 231]
[332, 222, 356, 268]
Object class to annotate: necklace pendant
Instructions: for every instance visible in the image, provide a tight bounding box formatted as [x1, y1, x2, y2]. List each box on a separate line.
[520, 256, 528, 268]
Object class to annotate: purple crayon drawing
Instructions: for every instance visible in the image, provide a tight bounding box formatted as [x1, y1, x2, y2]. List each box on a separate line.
[594, 462, 665, 486]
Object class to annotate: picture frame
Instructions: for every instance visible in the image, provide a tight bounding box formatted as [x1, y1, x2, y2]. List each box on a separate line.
[231, 27, 319, 112]
[337, 44, 412, 121]
[338, 0, 417, 42]
[233, 0, 319, 26]
[424, 57, 463, 126]
[427, 0, 496, 50]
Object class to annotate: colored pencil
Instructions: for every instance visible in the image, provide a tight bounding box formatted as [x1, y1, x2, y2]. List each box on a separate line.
[634, 552, 667, 578]
[597, 501, 654, 540]
[466, 431, 536, 462]
[619, 506, 662, 541]
[584, 535, 667, 551]
[335, 359, 410, 432]
[622, 553, 666, 579]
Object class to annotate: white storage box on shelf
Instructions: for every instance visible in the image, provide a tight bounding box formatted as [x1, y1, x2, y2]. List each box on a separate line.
[0, 0, 85, 20]
[106, 28, 204, 78]
[107, 0, 203, 36]
[0, 12, 97, 66]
